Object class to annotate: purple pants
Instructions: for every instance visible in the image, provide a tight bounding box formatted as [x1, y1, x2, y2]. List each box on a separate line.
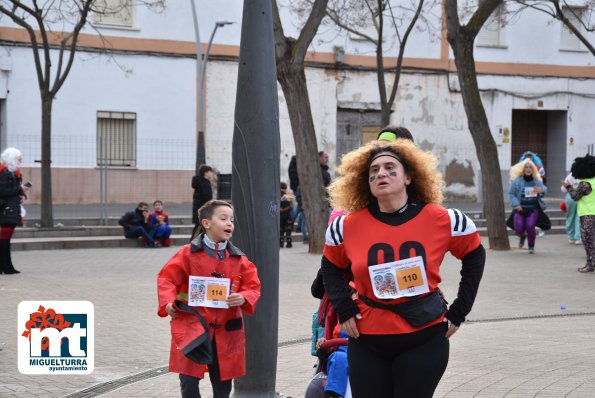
[514, 209, 538, 247]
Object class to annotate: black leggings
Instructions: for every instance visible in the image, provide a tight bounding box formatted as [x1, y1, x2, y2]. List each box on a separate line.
[179, 339, 232, 398]
[348, 322, 449, 398]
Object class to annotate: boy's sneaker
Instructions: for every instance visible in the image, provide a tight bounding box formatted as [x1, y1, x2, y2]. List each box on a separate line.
[528, 246, 535, 254]
[575, 240, 583, 245]
[519, 235, 526, 248]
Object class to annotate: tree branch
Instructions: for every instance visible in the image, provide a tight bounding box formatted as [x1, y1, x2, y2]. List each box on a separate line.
[293, 0, 329, 64]
[52, 0, 94, 94]
[1, 2, 45, 92]
[388, 0, 424, 106]
[551, 0, 595, 56]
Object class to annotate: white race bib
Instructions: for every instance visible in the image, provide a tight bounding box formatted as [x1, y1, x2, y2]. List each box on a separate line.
[368, 256, 430, 299]
[524, 187, 537, 198]
[188, 276, 230, 308]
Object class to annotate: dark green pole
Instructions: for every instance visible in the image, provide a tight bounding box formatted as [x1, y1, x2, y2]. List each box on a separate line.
[231, 0, 280, 396]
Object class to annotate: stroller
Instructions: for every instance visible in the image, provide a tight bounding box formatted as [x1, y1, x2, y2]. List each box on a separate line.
[305, 301, 351, 398]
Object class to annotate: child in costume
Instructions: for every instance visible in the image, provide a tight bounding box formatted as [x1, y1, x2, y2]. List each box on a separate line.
[148, 200, 173, 247]
[563, 154, 595, 273]
[280, 182, 296, 248]
[157, 199, 261, 398]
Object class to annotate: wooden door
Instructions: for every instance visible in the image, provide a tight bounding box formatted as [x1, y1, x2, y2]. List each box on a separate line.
[511, 110, 548, 171]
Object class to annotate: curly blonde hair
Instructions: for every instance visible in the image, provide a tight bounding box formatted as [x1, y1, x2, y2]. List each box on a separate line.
[510, 159, 542, 181]
[328, 140, 444, 213]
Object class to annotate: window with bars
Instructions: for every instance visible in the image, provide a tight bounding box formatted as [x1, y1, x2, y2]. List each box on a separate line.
[93, 0, 134, 27]
[560, 7, 586, 52]
[97, 111, 136, 167]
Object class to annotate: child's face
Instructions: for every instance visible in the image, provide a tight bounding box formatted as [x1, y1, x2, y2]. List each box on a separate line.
[201, 206, 234, 243]
[154, 202, 163, 212]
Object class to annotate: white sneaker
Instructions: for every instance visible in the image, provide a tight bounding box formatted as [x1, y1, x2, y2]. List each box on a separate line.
[575, 240, 583, 245]
[537, 228, 545, 237]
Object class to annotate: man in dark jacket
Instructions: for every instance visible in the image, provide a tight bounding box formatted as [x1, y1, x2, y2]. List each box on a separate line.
[191, 165, 214, 240]
[118, 202, 156, 247]
[288, 155, 299, 194]
[319, 151, 331, 188]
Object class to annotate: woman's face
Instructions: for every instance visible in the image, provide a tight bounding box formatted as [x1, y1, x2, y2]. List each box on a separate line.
[368, 154, 410, 199]
[523, 163, 533, 176]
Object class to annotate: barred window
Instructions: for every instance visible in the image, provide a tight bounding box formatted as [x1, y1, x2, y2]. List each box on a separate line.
[93, 0, 134, 27]
[97, 111, 136, 167]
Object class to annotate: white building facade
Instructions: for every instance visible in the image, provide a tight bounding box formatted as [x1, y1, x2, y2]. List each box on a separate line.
[0, 0, 593, 204]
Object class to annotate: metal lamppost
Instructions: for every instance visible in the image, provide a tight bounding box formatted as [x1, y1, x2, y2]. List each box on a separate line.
[189, 2, 233, 172]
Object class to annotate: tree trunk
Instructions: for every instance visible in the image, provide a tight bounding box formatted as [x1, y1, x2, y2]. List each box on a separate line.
[40, 95, 53, 228]
[450, 34, 510, 250]
[277, 62, 328, 254]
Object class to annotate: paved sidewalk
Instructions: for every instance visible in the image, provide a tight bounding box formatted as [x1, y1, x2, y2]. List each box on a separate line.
[1, 234, 594, 397]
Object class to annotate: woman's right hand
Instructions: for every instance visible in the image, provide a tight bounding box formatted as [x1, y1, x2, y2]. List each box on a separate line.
[514, 205, 522, 213]
[341, 313, 362, 338]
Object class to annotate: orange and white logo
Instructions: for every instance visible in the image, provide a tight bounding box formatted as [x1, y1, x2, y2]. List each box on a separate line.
[18, 301, 94, 374]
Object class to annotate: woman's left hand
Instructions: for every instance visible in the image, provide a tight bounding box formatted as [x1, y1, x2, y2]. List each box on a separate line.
[226, 293, 246, 307]
[445, 322, 459, 339]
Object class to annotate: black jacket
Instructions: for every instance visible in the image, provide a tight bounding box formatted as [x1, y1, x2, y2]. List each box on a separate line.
[288, 156, 299, 193]
[320, 164, 331, 188]
[118, 209, 147, 238]
[192, 176, 213, 224]
[0, 169, 24, 225]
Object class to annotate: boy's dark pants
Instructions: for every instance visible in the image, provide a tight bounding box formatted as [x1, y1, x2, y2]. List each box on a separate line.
[179, 340, 232, 398]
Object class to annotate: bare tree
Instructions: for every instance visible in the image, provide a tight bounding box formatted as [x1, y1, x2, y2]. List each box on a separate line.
[0, 0, 163, 228]
[324, 0, 433, 125]
[513, 0, 595, 55]
[273, 0, 329, 253]
[445, 0, 511, 250]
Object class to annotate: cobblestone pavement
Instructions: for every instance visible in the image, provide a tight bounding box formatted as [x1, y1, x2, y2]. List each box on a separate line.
[1, 234, 595, 397]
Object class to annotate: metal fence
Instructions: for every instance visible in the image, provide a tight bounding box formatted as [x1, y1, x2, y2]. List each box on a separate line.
[9, 134, 595, 221]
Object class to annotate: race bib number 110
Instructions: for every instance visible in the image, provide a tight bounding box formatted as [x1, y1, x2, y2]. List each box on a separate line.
[368, 256, 430, 299]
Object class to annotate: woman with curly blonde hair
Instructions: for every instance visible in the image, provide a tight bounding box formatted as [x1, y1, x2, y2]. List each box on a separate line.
[321, 140, 486, 398]
[508, 158, 547, 254]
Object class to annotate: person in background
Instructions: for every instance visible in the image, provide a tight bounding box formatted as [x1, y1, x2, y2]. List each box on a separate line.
[157, 199, 261, 398]
[280, 182, 296, 248]
[321, 139, 485, 398]
[148, 200, 173, 247]
[508, 159, 547, 254]
[319, 151, 332, 189]
[0, 148, 30, 275]
[288, 155, 299, 194]
[191, 164, 215, 240]
[563, 154, 595, 273]
[561, 173, 581, 245]
[288, 155, 308, 243]
[118, 202, 156, 248]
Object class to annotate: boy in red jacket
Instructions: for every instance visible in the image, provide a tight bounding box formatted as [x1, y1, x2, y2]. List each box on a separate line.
[157, 199, 261, 398]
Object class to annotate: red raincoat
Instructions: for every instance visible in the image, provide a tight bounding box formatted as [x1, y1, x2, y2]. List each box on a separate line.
[157, 237, 261, 380]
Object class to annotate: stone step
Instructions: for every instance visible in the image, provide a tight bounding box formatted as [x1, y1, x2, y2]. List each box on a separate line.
[11, 235, 193, 251]
[13, 224, 194, 239]
[23, 216, 194, 228]
[11, 226, 566, 251]
[14, 214, 567, 239]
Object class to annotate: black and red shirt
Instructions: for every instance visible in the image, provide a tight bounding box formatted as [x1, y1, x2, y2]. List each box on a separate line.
[322, 200, 485, 334]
